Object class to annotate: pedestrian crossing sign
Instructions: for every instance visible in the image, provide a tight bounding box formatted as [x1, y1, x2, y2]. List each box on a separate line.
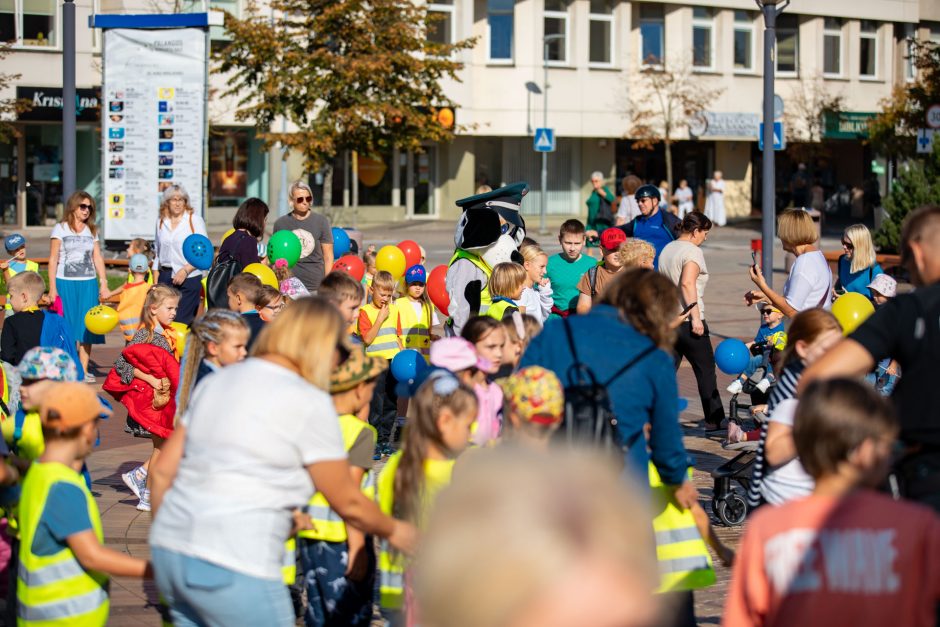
[534, 128, 556, 152]
[758, 122, 785, 151]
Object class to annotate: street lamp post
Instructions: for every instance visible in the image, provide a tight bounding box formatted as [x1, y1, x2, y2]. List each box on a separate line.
[62, 0, 76, 199]
[540, 34, 564, 235]
[756, 0, 788, 289]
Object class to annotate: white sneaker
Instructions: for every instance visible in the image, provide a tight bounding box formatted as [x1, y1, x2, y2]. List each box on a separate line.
[755, 378, 772, 393]
[137, 489, 151, 512]
[726, 379, 744, 394]
[122, 466, 147, 500]
[84, 373, 96, 384]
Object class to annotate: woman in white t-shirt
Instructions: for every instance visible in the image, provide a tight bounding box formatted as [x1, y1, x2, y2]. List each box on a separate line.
[48, 191, 109, 383]
[747, 208, 833, 317]
[658, 212, 726, 430]
[154, 184, 209, 325]
[149, 298, 415, 626]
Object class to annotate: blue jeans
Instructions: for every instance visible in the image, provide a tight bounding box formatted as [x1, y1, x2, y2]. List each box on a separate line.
[299, 539, 375, 627]
[865, 358, 898, 397]
[741, 353, 767, 379]
[152, 547, 294, 627]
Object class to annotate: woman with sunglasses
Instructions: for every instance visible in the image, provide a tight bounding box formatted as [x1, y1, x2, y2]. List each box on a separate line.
[48, 192, 109, 382]
[834, 224, 883, 300]
[272, 181, 334, 294]
[217, 197, 270, 273]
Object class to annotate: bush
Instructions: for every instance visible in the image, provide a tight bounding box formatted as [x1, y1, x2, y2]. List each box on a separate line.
[875, 140, 940, 253]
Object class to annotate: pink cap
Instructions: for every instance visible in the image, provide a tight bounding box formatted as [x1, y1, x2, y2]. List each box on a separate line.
[429, 337, 492, 372]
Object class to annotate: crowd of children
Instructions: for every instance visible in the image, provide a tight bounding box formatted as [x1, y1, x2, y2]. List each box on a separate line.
[0, 200, 930, 627]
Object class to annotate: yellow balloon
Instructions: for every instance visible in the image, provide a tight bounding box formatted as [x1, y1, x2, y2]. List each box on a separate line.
[220, 228, 235, 245]
[169, 321, 189, 361]
[243, 262, 279, 289]
[831, 292, 875, 335]
[84, 305, 119, 335]
[376, 245, 406, 280]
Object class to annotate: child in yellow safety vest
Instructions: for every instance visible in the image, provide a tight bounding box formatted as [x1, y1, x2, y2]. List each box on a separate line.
[357, 271, 402, 458]
[2, 234, 40, 317]
[376, 369, 477, 624]
[395, 265, 440, 363]
[108, 254, 152, 344]
[298, 345, 386, 626]
[18, 383, 151, 627]
[485, 262, 526, 322]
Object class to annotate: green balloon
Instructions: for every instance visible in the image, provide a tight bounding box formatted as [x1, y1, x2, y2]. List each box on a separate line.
[267, 230, 302, 267]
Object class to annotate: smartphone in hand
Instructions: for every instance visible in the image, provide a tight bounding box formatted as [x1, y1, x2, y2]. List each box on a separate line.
[751, 251, 758, 268]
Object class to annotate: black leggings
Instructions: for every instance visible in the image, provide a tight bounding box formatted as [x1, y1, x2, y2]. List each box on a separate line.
[158, 269, 203, 326]
[674, 320, 725, 426]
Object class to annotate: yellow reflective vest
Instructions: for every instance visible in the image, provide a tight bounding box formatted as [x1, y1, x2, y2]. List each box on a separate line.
[2, 411, 43, 462]
[649, 463, 715, 593]
[484, 297, 517, 321]
[448, 250, 492, 316]
[395, 297, 432, 361]
[299, 414, 377, 543]
[376, 451, 455, 610]
[117, 281, 149, 344]
[359, 302, 401, 359]
[18, 462, 109, 626]
[4, 260, 39, 311]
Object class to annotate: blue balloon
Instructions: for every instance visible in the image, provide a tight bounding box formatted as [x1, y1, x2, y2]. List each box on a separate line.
[390, 349, 429, 383]
[182, 233, 213, 270]
[332, 227, 351, 257]
[714, 338, 751, 375]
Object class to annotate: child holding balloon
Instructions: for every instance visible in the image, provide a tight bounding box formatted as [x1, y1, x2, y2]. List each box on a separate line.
[105, 284, 181, 512]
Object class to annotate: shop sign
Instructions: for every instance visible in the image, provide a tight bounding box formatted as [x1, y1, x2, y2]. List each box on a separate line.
[16, 87, 101, 122]
[689, 112, 760, 139]
[823, 111, 877, 139]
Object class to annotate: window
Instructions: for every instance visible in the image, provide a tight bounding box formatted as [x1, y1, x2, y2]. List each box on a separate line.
[823, 17, 842, 76]
[487, 0, 513, 62]
[589, 0, 613, 66]
[733, 11, 755, 72]
[209, 0, 239, 51]
[692, 7, 714, 70]
[902, 23, 915, 82]
[639, 4, 664, 66]
[544, 0, 568, 64]
[427, 0, 454, 45]
[859, 20, 878, 78]
[776, 14, 798, 75]
[1, 0, 58, 46]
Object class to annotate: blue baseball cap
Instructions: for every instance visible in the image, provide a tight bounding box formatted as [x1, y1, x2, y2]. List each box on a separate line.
[129, 254, 150, 273]
[405, 264, 427, 284]
[4, 234, 25, 253]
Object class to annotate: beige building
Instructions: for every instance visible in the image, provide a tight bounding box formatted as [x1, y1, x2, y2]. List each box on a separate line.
[1, 0, 938, 233]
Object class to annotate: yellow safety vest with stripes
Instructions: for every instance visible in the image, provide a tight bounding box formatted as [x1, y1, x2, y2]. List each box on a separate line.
[395, 297, 432, 361]
[117, 281, 150, 343]
[18, 462, 109, 626]
[4, 260, 40, 311]
[299, 414, 377, 543]
[649, 463, 715, 593]
[376, 451, 455, 610]
[484, 297, 516, 321]
[359, 303, 401, 359]
[448, 250, 492, 316]
[1, 411, 43, 462]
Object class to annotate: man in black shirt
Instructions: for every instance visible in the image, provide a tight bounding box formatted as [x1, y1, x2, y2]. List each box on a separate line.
[802, 205, 940, 511]
[1, 272, 47, 365]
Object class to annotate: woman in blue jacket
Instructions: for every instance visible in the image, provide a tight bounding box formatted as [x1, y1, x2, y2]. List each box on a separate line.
[836, 224, 883, 299]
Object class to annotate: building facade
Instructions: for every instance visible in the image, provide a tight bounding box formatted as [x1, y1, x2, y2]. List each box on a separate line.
[1, 0, 938, 231]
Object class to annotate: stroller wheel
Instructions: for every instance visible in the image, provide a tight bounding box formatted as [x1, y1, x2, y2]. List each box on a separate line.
[716, 492, 748, 527]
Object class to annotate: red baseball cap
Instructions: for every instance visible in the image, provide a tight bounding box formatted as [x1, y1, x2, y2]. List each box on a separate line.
[600, 228, 627, 251]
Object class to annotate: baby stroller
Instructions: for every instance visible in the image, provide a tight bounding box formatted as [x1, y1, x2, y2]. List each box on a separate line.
[710, 354, 776, 527]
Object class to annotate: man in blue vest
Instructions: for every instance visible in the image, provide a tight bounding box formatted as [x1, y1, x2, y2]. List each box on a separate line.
[618, 184, 681, 269]
[445, 182, 528, 336]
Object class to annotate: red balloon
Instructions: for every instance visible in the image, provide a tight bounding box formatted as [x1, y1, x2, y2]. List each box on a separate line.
[427, 265, 450, 317]
[397, 240, 422, 269]
[332, 254, 365, 282]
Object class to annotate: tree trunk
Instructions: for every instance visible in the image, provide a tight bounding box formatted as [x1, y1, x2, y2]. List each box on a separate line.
[322, 162, 334, 215]
[664, 139, 674, 200]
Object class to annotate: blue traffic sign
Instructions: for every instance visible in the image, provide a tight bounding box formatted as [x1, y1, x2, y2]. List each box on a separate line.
[534, 128, 556, 152]
[759, 121, 785, 151]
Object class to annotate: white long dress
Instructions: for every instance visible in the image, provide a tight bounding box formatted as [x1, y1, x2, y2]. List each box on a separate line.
[704, 178, 726, 226]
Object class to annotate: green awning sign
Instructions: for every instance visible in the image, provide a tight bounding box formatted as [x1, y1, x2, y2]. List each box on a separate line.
[823, 111, 877, 139]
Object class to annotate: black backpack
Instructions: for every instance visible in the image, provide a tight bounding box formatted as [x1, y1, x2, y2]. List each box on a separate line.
[558, 317, 656, 451]
[205, 250, 241, 309]
[595, 194, 615, 227]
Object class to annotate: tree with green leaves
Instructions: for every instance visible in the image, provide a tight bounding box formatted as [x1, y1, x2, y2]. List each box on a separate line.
[874, 138, 940, 253]
[869, 39, 940, 158]
[215, 0, 474, 218]
[0, 44, 31, 142]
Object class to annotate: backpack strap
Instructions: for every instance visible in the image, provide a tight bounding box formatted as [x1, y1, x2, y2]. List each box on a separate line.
[603, 343, 658, 388]
[188, 213, 195, 234]
[588, 266, 599, 298]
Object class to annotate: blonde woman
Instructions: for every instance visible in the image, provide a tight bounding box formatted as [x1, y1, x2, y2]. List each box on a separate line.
[149, 298, 415, 626]
[835, 224, 883, 299]
[154, 184, 209, 325]
[48, 191, 109, 382]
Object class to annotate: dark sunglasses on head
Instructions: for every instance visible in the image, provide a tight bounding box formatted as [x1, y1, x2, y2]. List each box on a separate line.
[294, 196, 312, 204]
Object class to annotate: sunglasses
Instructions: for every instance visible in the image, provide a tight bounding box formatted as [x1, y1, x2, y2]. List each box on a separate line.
[761, 310, 776, 316]
[841, 240, 854, 249]
[77, 203, 93, 210]
[293, 196, 312, 204]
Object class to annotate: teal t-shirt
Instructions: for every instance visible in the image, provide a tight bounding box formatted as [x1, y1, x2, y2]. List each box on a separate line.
[546, 253, 598, 315]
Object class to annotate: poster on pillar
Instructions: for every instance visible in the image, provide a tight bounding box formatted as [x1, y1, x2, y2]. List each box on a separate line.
[101, 28, 207, 241]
